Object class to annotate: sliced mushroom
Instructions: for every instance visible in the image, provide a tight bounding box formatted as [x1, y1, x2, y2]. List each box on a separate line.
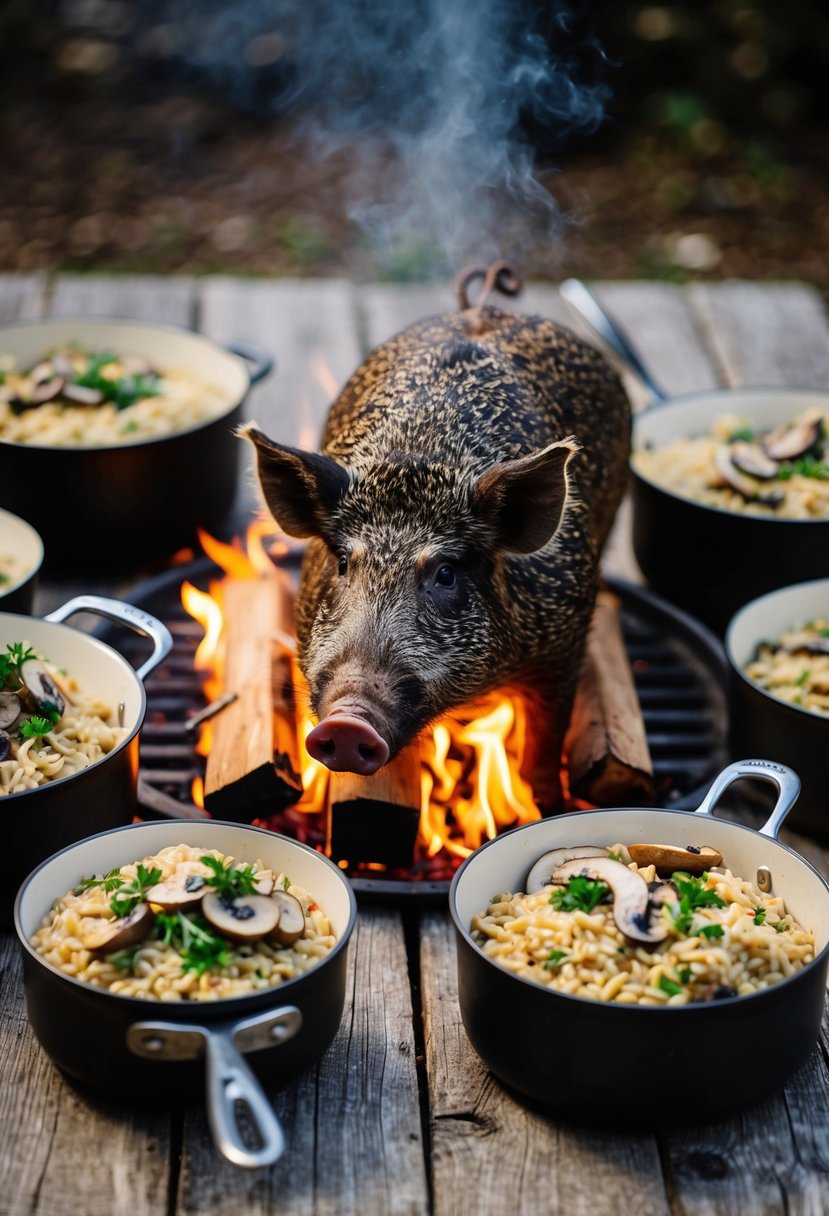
[19, 658, 65, 719]
[269, 890, 306, 945]
[782, 633, 829, 657]
[51, 353, 75, 378]
[763, 409, 825, 461]
[147, 862, 211, 910]
[84, 902, 155, 952]
[648, 881, 679, 908]
[202, 892, 280, 943]
[0, 691, 21, 731]
[551, 857, 668, 945]
[714, 446, 784, 507]
[730, 441, 779, 480]
[62, 383, 105, 406]
[699, 983, 738, 1002]
[8, 378, 66, 412]
[0, 730, 10, 761]
[628, 843, 723, 876]
[526, 846, 609, 894]
[29, 359, 55, 383]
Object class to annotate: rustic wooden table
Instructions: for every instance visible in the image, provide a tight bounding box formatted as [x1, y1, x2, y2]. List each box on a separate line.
[2, 272, 829, 1216]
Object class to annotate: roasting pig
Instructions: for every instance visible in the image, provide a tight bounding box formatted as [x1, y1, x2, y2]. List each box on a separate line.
[242, 266, 630, 810]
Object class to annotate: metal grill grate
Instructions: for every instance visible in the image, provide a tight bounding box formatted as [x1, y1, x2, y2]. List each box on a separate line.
[102, 558, 730, 900]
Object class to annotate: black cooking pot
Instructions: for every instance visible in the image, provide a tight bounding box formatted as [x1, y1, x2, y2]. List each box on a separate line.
[560, 280, 829, 634]
[727, 579, 829, 837]
[0, 318, 273, 569]
[450, 759, 829, 1126]
[14, 820, 358, 1169]
[0, 507, 43, 614]
[2, 595, 171, 927]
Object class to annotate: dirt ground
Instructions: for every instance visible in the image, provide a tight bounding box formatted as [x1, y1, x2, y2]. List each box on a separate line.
[3, 79, 828, 293]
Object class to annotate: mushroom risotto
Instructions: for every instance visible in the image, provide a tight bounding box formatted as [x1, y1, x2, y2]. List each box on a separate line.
[0, 642, 125, 796]
[744, 617, 829, 717]
[30, 844, 336, 1001]
[633, 409, 829, 519]
[0, 346, 231, 447]
[472, 843, 814, 1005]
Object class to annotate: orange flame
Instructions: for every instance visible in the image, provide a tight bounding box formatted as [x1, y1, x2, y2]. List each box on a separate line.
[182, 528, 543, 861]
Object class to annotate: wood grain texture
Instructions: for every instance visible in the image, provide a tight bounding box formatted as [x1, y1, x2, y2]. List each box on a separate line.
[0, 934, 172, 1216]
[48, 274, 196, 326]
[0, 273, 48, 320]
[689, 281, 829, 389]
[420, 911, 670, 1216]
[178, 908, 428, 1216]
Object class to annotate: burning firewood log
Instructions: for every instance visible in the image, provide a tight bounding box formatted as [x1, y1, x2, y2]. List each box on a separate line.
[204, 572, 303, 822]
[565, 591, 656, 807]
[327, 744, 423, 868]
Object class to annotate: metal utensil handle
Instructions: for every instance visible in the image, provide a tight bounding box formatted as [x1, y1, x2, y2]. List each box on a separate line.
[223, 339, 274, 386]
[44, 595, 172, 682]
[559, 278, 668, 403]
[205, 1029, 285, 1169]
[692, 758, 801, 841]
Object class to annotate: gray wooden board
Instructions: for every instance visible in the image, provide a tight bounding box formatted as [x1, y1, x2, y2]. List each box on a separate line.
[420, 911, 671, 1216]
[177, 909, 427, 1216]
[198, 277, 362, 525]
[0, 274, 48, 322]
[0, 934, 172, 1216]
[48, 274, 196, 328]
[689, 281, 829, 390]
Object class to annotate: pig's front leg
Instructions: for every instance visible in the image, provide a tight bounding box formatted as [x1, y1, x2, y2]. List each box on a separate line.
[516, 675, 575, 815]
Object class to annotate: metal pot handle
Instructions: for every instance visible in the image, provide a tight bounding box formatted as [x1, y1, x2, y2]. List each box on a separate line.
[44, 595, 172, 683]
[692, 758, 801, 841]
[559, 278, 668, 404]
[223, 340, 274, 386]
[127, 1004, 302, 1169]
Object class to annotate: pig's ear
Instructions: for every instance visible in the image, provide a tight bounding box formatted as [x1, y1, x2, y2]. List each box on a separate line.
[472, 439, 577, 554]
[240, 425, 350, 538]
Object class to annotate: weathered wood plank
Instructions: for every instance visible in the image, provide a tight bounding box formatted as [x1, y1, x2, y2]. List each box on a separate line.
[0, 933, 172, 1216]
[689, 281, 829, 389]
[178, 908, 428, 1216]
[420, 911, 671, 1216]
[48, 274, 196, 327]
[0, 273, 48, 320]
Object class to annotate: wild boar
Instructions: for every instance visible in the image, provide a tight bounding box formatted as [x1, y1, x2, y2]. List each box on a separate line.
[242, 275, 630, 810]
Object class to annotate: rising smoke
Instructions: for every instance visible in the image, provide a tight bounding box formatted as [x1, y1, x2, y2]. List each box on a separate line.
[156, 0, 609, 271]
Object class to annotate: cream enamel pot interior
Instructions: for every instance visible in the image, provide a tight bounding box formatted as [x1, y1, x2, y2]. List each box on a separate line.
[560, 280, 829, 634]
[2, 595, 171, 925]
[727, 578, 829, 837]
[0, 317, 273, 568]
[450, 760, 829, 1126]
[14, 820, 358, 1170]
[0, 507, 44, 614]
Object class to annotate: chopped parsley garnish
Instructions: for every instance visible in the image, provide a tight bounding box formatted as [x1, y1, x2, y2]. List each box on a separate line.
[774, 920, 788, 933]
[155, 909, 234, 976]
[19, 713, 58, 739]
[0, 641, 39, 688]
[72, 867, 124, 897]
[607, 851, 622, 861]
[658, 975, 683, 997]
[72, 351, 161, 411]
[677, 965, 692, 984]
[669, 872, 726, 936]
[549, 876, 609, 913]
[727, 426, 755, 443]
[754, 907, 767, 926]
[110, 945, 142, 971]
[795, 669, 811, 687]
[282, 875, 291, 891]
[543, 949, 568, 971]
[109, 864, 162, 918]
[200, 853, 259, 900]
[776, 455, 829, 481]
[695, 923, 725, 940]
[821, 627, 829, 639]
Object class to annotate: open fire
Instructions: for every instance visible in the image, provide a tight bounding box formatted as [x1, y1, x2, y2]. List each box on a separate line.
[180, 523, 551, 881]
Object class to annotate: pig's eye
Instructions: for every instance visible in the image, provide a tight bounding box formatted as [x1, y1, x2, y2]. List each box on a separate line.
[337, 554, 348, 576]
[434, 564, 456, 588]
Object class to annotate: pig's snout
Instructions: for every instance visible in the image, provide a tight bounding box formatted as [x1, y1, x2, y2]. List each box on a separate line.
[306, 714, 390, 775]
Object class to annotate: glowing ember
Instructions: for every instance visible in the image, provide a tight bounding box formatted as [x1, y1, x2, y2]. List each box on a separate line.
[181, 527, 543, 873]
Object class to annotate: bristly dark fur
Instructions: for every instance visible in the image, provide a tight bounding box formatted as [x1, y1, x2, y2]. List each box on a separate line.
[256, 301, 631, 810]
